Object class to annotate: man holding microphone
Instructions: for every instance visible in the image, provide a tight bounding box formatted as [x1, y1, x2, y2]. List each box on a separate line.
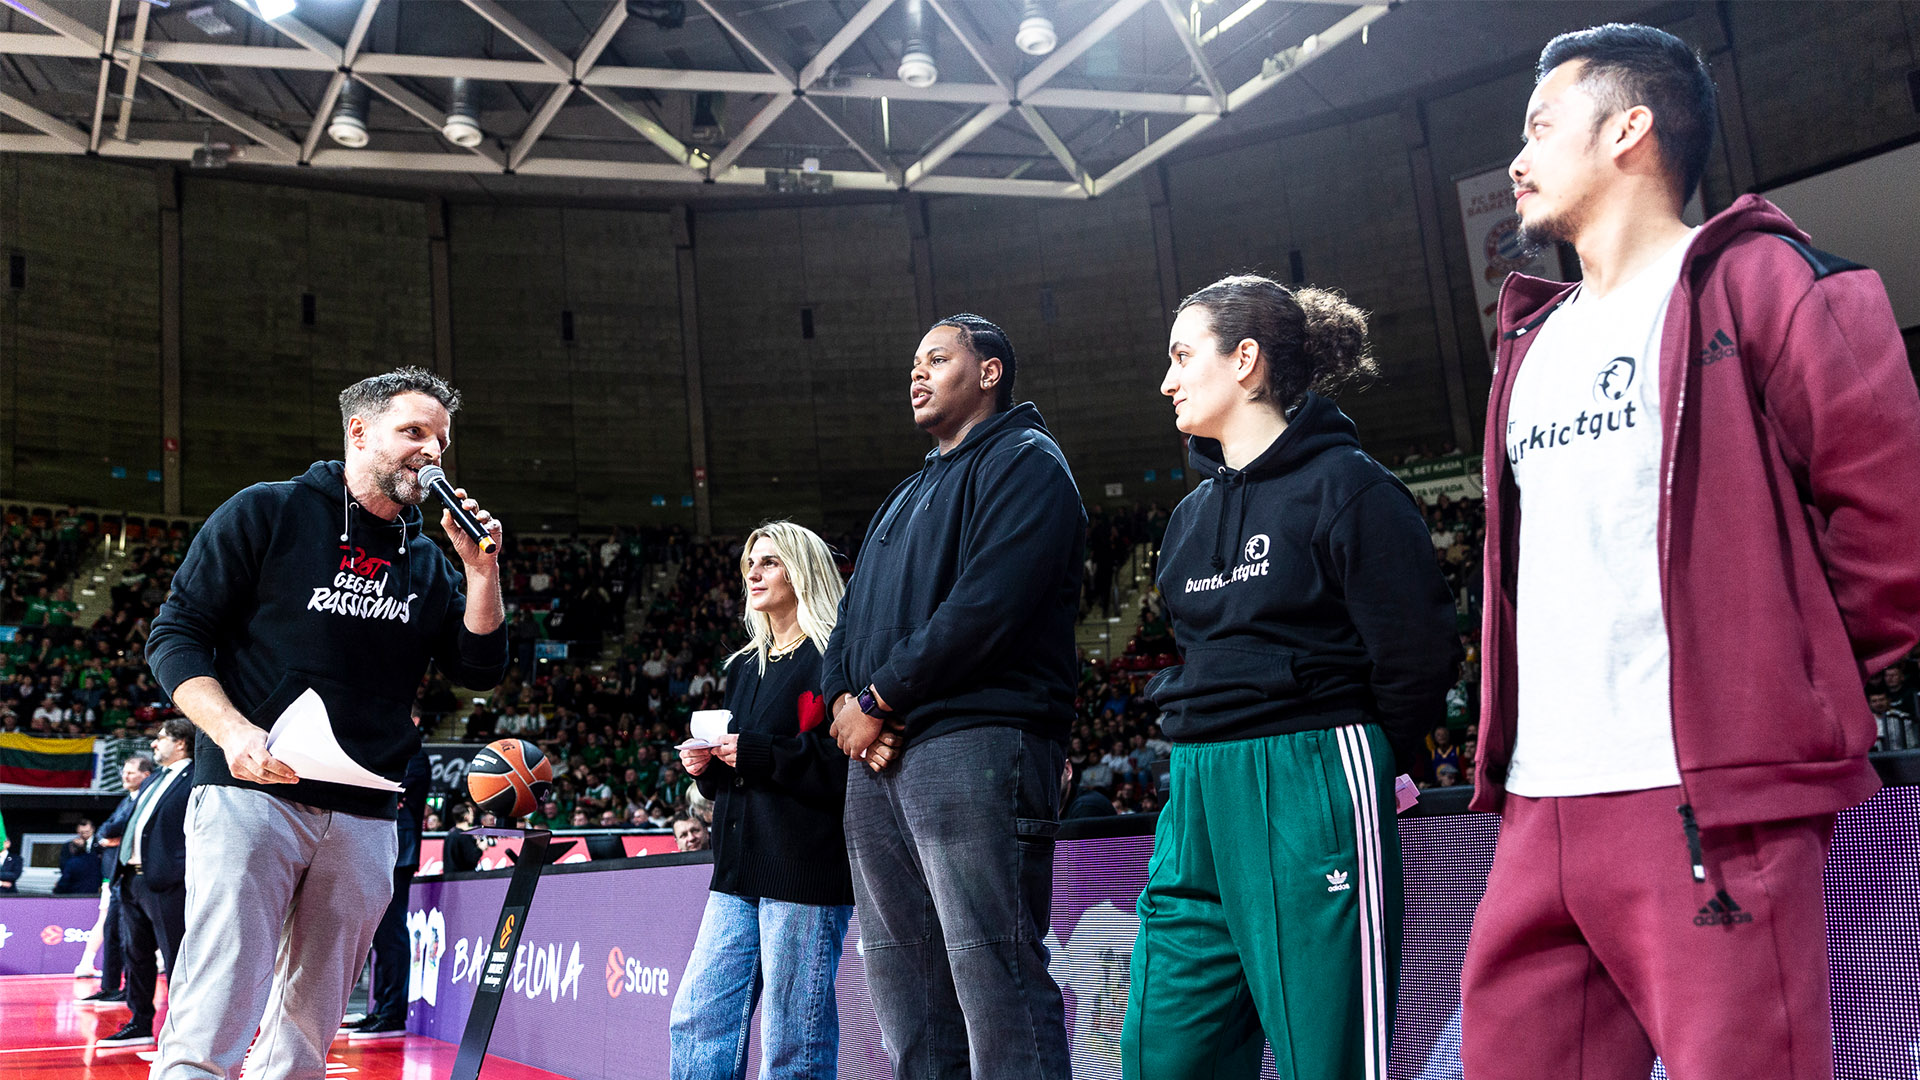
[146, 368, 507, 1079]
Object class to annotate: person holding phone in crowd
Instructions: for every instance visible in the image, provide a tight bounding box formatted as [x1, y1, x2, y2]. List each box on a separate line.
[672, 521, 853, 1080]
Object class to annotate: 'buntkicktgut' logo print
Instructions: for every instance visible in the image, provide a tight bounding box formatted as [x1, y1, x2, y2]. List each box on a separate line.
[1507, 355, 1645, 467]
[308, 544, 416, 622]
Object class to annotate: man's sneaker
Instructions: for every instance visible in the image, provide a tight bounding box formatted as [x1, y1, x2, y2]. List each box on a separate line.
[347, 1017, 407, 1041]
[98, 1023, 155, 1048]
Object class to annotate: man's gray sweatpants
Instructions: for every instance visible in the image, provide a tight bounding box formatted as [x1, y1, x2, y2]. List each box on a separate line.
[152, 786, 397, 1080]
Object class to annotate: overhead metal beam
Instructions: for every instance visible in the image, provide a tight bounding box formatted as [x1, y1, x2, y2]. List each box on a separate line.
[708, 94, 797, 174]
[111, 0, 153, 142]
[693, 0, 798, 83]
[699, 0, 892, 176]
[358, 73, 508, 167]
[1154, 0, 1227, 111]
[86, 0, 122, 153]
[298, 0, 383, 164]
[455, 0, 628, 171]
[903, 102, 1010, 187]
[1016, 104, 1090, 194]
[1017, 0, 1154, 101]
[0, 36, 1223, 115]
[0, 129, 1085, 199]
[0, 88, 90, 151]
[136, 64, 301, 161]
[2, 0, 299, 161]
[800, 96, 896, 180]
[800, 0, 897, 88]
[577, 85, 706, 168]
[924, 0, 1011, 95]
[263, 0, 498, 167]
[454, 0, 571, 71]
[1094, 3, 1392, 194]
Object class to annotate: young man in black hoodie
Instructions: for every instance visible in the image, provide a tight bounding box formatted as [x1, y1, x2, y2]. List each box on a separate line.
[826, 314, 1084, 1080]
[145, 367, 507, 1080]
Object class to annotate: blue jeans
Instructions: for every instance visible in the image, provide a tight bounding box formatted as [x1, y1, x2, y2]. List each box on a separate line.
[845, 725, 1071, 1080]
[669, 891, 852, 1080]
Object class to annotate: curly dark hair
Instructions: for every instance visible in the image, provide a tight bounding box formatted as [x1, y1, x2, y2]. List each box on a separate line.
[1176, 274, 1376, 411]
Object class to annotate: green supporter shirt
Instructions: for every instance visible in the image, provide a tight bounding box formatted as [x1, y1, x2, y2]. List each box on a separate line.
[21, 598, 49, 626]
[46, 600, 78, 628]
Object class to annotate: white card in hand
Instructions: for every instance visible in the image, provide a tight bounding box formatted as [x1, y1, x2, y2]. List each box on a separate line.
[689, 709, 732, 746]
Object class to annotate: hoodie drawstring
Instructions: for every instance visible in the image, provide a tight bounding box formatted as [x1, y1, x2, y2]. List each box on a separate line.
[1210, 469, 1248, 571]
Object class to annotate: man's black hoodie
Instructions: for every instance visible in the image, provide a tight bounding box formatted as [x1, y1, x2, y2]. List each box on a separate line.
[148, 461, 507, 818]
[1149, 393, 1461, 772]
[823, 402, 1086, 746]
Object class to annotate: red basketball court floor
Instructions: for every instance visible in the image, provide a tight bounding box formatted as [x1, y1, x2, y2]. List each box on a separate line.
[0, 974, 569, 1079]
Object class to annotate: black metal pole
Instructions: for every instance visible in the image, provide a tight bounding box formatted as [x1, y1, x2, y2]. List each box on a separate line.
[448, 828, 551, 1080]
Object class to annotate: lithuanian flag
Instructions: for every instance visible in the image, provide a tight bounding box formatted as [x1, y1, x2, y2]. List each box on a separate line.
[0, 732, 97, 787]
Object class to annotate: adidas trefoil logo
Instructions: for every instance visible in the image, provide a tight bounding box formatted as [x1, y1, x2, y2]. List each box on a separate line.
[1325, 870, 1351, 893]
[1693, 888, 1754, 927]
[1695, 329, 1739, 367]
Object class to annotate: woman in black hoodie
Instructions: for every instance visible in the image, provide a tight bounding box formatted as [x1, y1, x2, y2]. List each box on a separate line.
[1122, 275, 1461, 1080]
[669, 521, 853, 1080]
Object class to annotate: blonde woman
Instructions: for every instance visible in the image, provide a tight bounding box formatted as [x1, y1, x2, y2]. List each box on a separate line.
[671, 521, 851, 1080]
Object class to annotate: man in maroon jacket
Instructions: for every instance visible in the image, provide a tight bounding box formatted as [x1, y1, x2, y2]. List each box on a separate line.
[1462, 23, 1920, 1080]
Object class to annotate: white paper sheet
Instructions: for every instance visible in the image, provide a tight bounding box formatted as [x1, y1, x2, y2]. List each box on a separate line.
[674, 709, 734, 750]
[264, 688, 403, 791]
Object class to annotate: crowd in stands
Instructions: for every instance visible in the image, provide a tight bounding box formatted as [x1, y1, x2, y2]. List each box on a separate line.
[1, 507, 188, 763]
[10, 487, 1920, 832]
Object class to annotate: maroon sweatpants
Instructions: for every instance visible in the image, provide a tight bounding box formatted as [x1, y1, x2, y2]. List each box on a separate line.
[1460, 787, 1835, 1080]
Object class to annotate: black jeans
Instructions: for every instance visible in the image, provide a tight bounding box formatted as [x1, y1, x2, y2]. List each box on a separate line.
[367, 864, 416, 1024]
[845, 725, 1070, 1080]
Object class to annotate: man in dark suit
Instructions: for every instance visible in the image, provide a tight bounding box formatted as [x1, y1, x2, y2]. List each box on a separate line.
[100, 720, 194, 1048]
[83, 755, 158, 1007]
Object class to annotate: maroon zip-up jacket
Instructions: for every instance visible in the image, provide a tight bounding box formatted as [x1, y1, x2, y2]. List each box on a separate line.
[1471, 194, 1920, 836]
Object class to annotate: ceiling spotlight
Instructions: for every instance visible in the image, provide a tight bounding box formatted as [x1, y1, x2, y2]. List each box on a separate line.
[442, 77, 483, 147]
[328, 79, 369, 148]
[898, 46, 937, 87]
[1015, 1, 1056, 56]
[252, 0, 297, 19]
[898, 0, 937, 87]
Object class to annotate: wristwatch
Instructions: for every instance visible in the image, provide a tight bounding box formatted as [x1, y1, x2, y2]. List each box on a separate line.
[857, 686, 892, 719]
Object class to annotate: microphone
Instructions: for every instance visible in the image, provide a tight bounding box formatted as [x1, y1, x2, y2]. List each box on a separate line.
[416, 464, 497, 555]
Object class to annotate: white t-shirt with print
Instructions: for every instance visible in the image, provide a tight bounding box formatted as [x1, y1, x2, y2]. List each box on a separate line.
[1503, 229, 1696, 797]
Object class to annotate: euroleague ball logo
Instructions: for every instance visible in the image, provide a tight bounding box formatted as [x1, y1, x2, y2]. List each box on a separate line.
[498, 915, 516, 950]
[41, 925, 63, 946]
[606, 947, 625, 999]
[1244, 534, 1270, 562]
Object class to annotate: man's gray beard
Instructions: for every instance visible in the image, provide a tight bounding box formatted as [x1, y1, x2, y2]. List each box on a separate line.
[377, 462, 427, 507]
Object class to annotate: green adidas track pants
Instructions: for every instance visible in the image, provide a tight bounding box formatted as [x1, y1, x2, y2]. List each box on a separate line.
[1122, 724, 1403, 1080]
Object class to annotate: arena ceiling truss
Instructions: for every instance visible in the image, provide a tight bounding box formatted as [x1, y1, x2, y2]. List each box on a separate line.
[0, 0, 1397, 199]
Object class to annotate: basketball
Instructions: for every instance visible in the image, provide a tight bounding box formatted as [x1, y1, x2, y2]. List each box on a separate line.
[466, 738, 553, 821]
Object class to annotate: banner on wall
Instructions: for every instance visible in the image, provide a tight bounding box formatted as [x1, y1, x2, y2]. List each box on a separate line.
[0, 896, 104, 976]
[1392, 454, 1484, 503]
[1456, 164, 1562, 360]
